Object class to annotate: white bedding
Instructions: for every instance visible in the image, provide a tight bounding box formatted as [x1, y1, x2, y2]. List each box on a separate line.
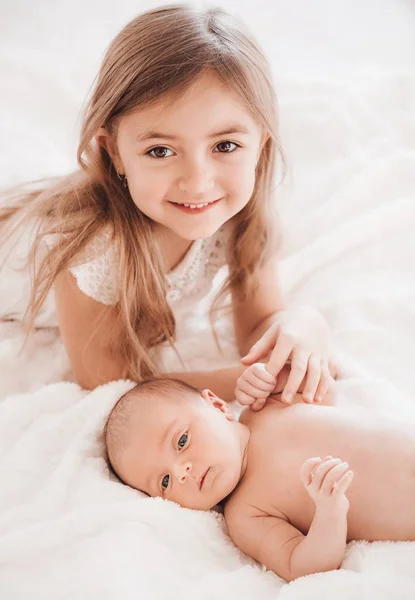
[1, 0, 415, 598]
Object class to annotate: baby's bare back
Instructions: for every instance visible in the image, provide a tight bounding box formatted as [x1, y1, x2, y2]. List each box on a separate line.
[233, 400, 415, 542]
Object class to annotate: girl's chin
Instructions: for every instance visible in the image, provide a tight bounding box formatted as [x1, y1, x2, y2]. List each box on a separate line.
[171, 221, 226, 241]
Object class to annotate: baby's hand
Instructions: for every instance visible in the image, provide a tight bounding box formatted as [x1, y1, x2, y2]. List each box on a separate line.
[235, 363, 276, 411]
[300, 456, 354, 514]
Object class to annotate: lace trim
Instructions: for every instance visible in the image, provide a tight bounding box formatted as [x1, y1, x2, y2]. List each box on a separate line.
[69, 231, 117, 306]
[166, 227, 228, 303]
[46, 227, 228, 306]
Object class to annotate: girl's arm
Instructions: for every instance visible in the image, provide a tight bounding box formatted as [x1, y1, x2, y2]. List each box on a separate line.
[161, 261, 285, 400]
[231, 260, 284, 357]
[55, 270, 125, 389]
[232, 259, 333, 404]
[160, 365, 246, 402]
[55, 269, 245, 399]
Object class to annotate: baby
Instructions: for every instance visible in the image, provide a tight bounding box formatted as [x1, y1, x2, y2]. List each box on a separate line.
[104, 371, 415, 582]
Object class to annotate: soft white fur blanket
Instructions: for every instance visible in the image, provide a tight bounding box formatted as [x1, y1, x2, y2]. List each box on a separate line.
[1, 380, 415, 600]
[1, 0, 415, 598]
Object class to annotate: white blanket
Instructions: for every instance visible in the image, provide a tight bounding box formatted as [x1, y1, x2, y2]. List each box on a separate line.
[1, 380, 415, 600]
[1, 0, 415, 597]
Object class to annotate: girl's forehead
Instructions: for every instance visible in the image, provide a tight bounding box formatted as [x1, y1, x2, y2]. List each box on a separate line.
[121, 73, 260, 137]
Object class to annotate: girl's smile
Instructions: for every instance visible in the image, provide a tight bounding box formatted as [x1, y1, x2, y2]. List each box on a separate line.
[168, 197, 223, 214]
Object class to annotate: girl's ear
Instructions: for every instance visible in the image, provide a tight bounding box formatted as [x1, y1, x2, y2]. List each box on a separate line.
[257, 130, 270, 162]
[200, 389, 234, 421]
[95, 127, 123, 172]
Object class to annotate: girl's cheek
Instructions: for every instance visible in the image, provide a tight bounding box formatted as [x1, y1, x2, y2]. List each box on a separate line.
[130, 172, 169, 197]
[231, 166, 256, 197]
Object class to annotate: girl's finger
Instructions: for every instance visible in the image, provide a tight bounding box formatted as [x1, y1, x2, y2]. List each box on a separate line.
[328, 358, 340, 380]
[332, 470, 354, 495]
[300, 457, 322, 486]
[301, 354, 322, 403]
[235, 390, 255, 405]
[321, 461, 350, 493]
[265, 334, 294, 379]
[281, 348, 309, 403]
[314, 365, 331, 403]
[241, 324, 279, 365]
[237, 378, 269, 399]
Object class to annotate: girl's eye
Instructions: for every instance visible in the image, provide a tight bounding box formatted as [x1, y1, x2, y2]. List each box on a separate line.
[177, 432, 188, 450]
[146, 146, 174, 159]
[161, 474, 170, 490]
[214, 141, 240, 153]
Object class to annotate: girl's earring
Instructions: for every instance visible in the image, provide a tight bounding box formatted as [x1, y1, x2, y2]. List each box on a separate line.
[117, 170, 128, 188]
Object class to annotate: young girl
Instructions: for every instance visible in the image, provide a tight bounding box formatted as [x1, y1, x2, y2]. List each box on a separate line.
[0, 4, 334, 404]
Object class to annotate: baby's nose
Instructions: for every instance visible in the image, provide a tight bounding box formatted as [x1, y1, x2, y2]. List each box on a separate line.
[175, 461, 192, 484]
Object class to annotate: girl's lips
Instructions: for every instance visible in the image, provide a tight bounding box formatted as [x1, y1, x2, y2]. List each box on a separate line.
[169, 198, 221, 214]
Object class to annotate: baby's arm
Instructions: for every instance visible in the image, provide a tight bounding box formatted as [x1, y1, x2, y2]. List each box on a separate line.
[227, 457, 353, 581]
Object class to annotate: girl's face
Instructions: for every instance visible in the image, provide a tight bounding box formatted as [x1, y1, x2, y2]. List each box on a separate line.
[104, 71, 266, 241]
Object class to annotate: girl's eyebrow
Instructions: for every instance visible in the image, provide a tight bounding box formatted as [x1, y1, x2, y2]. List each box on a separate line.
[136, 124, 250, 143]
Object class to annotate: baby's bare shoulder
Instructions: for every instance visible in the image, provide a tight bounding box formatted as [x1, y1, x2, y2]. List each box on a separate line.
[239, 400, 284, 429]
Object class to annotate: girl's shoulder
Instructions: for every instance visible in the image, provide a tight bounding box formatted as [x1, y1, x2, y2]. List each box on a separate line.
[45, 227, 117, 306]
[69, 228, 117, 305]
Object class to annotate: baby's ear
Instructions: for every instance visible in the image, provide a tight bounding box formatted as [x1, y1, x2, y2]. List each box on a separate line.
[200, 389, 234, 421]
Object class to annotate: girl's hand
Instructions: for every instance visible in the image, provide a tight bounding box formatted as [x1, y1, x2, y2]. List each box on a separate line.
[300, 456, 354, 514]
[242, 305, 334, 404]
[235, 363, 276, 411]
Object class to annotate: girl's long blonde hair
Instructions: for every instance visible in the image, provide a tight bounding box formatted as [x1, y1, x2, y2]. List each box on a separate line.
[0, 4, 282, 381]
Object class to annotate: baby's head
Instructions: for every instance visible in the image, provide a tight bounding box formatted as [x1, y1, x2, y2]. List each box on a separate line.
[104, 379, 249, 510]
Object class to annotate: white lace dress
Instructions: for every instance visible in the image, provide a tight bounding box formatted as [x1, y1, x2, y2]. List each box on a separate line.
[0, 224, 239, 372]
[66, 226, 228, 307]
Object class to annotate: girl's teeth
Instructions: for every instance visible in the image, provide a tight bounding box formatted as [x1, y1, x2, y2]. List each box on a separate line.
[183, 202, 210, 209]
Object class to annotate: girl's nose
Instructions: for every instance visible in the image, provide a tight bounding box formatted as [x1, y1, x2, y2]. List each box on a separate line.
[177, 161, 214, 196]
[174, 460, 193, 484]
[178, 178, 214, 195]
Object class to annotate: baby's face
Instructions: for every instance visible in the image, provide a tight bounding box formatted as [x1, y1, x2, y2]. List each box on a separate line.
[117, 389, 248, 510]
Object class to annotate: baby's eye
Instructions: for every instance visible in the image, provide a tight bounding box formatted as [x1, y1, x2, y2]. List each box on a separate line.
[161, 474, 170, 490]
[146, 146, 174, 159]
[177, 432, 188, 450]
[214, 141, 240, 153]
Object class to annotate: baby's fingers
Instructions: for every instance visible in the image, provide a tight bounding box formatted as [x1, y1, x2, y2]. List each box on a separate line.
[235, 390, 256, 406]
[332, 470, 354, 496]
[250, 397, 268, 412]
[321, 461, 351, 493]
[248, 363, 276, 387]
[312, 457, 343, 488]
[300, 457, 322, 487]
[237, 378, 270, 400]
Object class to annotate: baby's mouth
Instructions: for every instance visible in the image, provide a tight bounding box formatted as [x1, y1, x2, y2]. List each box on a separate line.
[198, 468, 210, 490]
